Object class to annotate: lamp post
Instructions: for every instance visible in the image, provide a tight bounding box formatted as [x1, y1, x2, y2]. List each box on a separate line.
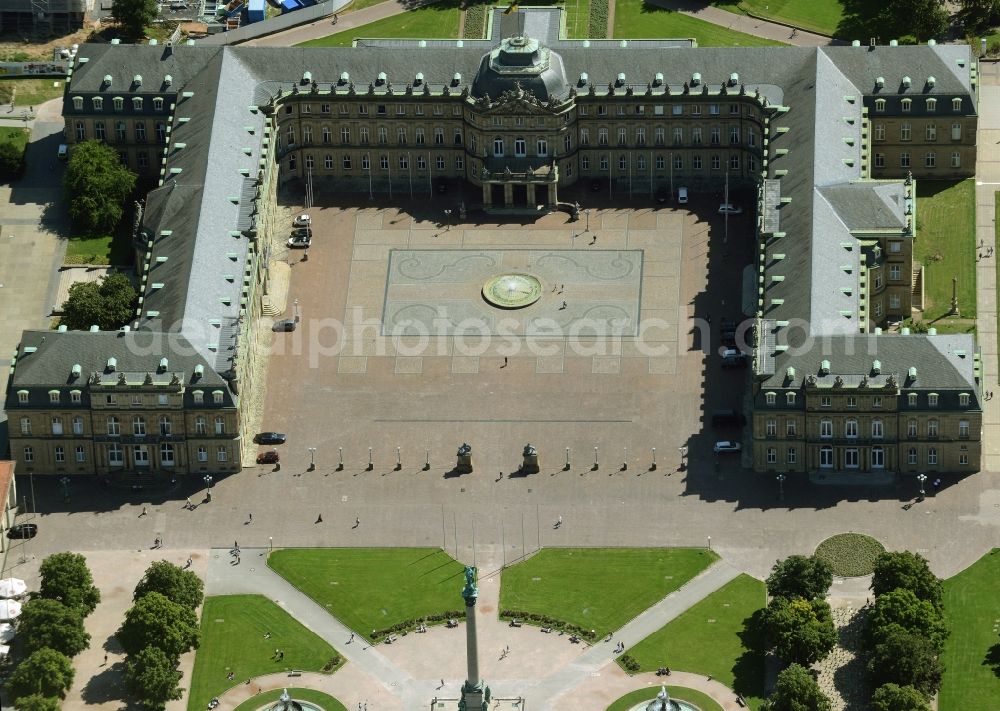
[203, 474, 213, 502]
[593, 446, 599, 470]
[564, 447, 571, 471]
[59, 476, 70, 502]
[395, 446, 402, 471]
[776, 473, 786, 500]
[622, 446, 628, 472]
[337, 447, 344, 471]
[650, 447, 657, 471]
[293, 298, 301, 324]
[308, 447, 316, 471]
[917, 473, 927, 498]
[585, 209, 591, 233]
[444, 209, 452, 231]
[367, 447, 373, 471]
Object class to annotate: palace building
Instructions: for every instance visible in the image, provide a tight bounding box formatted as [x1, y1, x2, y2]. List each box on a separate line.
[3, 8, 982, 479]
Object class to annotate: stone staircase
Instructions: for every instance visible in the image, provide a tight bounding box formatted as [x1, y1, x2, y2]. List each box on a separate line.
[911, 265, 924, 311]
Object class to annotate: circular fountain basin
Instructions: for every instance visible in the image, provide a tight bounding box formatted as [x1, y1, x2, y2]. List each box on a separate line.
[482, 273, 543, 309]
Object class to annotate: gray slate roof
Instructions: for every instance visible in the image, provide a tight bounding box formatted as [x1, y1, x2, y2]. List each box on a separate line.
[5, 330, 235, 410]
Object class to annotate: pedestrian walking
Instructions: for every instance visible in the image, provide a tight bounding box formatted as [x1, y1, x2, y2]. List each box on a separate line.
[185, 497, 191, 509]
[349, 632, 355, 643]
[248, 512, 253, 523]
[560, 301, 567, 309]
[316, 513, 323, 523]
[140, 506, 147, 517]
[355, 516, 360, 527]
[504, 356, 508, 367]
[104, 653, 108, 665]
[236, 554, 241, 564]
[440, 679, 445, 689]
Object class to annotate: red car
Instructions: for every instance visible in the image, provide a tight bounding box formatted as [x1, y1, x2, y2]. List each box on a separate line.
[257, 450, 280, 464]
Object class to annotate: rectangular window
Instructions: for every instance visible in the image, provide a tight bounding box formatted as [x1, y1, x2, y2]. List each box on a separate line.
[951, 123, 961, 140]
[55, 446, 65, 464]
[871, 447, 884, 468]
[927, 448, 938, 465]
[959, 420, 969, 438]
[786, 448, 796, 464]
[929, 393, 939, 407]
[786, 420, 797, 436]
[821, 396, 831, 408]
[874, 153, 885, 168]
[874, 124, 885, 141]
[692, 155, 702, 170]
[618, 127, 626, 146]
[692, 128, 702, 145]
[109, 444, 123, 466]
[711, 155, 721, 170]
[76, 446, 86, 463]
[900, 152, 910, 168]
[926, 124, 937, 141]
[217, 446, 228, 462]
[951, 152, 961, 168]
[598, 129, 608, 146]
[820, 447, 833, 468]
[872, 397, 882, 409]
[197, 447, 208, 463]
[845, 420, 858, 439]
[134, 445, 149, 467]
[908, 448, 918, 465]
[928, 419, 939, 437]
[20, 418, 31, 435]
[925, 152, 936, 168]
[378, 127, 387, 145]
[900, 123, 911, 141]
[765, 419, 776, 437]
[23, 446, 33, 463]
[845, 448, 859, 468]
[889, 264, 901, 280]
[730, 126, 739, 144]
[908, 419, 917, 437]
[710, 127, 720, 145]
[766, 448, 776, 464]
[415, 128, 425, 145]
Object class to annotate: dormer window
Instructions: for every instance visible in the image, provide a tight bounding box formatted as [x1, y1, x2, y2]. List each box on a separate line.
[928, 393, 939, 407]
[17, 390, 28, 404]
[952, 97, 962, 111]
[926, 98, 936, 112]
[92, 97, 104, 110]
[212, 390, 224, 404]
[49, 390, 60, 404]
[113, 97, 123, 110]
[786, 392, 796, 405]
[959, 393, 970, 406]
[765, 392, 776, 405]
[71, 390, 82, 403]
[875, 98, 886, 112]
[901, 98, 912, 112]
[133, 97, 143, 110]
[72, 96, 83, 110]
[908, 393, 918, 406]
[153, 97, 164, 111]
[193, 390, 204, 404]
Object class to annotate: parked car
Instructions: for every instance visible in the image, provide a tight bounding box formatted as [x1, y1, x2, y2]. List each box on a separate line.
[257, 450, 280, 464]
[713, 440, 742, 454]
[272, 319, 296, 332]
[57, 144, 68, 160]
[677, 186, 689, 204]
[290, 227, 312, 240]
[255, 432, 287, 445]
[718, 203, 743, 215]
[287, 234, 311, 248]
[721, 349, 748, 368]
[293, 214, 311, 227]
[7, 523, 38, 539]
[711, 409, 746, 427]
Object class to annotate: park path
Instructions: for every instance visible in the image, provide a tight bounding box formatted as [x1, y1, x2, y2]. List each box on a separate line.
[646, 0, 837, 46]
[975, 62, 1000, 471]
[519, 559, 741, 702]
[205, 548, 411, 694]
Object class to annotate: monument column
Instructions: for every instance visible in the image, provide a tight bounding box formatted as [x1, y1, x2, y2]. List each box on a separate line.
[460, 566, 487, 710]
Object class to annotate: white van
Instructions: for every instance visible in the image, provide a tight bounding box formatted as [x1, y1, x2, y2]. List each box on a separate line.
[57, 144, 68, 160]
[677, 186, 689, 204]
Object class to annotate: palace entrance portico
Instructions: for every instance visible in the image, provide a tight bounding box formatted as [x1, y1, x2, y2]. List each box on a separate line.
[481, 163, 558, 210]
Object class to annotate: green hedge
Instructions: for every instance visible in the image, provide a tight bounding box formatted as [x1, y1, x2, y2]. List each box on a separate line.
[588, 0, 608, 39]
[499, 609, 599, 642]
[371, 610, 465, 640]
[464, 2, 487, 39]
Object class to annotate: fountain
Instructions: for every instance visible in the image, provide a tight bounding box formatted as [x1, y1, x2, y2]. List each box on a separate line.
[265, 689, 325, 711]
[627, 685, 701, 711]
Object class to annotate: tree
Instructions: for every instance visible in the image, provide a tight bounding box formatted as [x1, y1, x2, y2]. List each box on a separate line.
[867, 625, 943, 696]
[871, 551, 943, 609]
[111, 0, 159, 40]
[118, 592, 200, 661]
[124, 645, 184, 710]
[766, 555, 834, 601]
[38, 552, 101, 617]
[16, 598, 91, 658]
[764, 597, 837, 666]
[63, 139, 136, 232]
[867, 589, 948, 652]
[133, 560, 204, 610]
[60, 272, 138, 331]
[0, 139, 26, 179]
[12, 695, 62, 711]
[880, 0, 948, 41]
[762, 663, 831, 711]
[872, 683, 932, 711]
[6, 648, 75, 700]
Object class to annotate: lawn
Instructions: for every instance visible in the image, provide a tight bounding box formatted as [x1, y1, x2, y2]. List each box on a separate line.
[0, 78, 65, 107]
[607, 686, 724, 711]
[624, 574, 767, 710]
[814, 533, 885, 577]
[614, 2, 785, 46]
[938, 549, 1000, 711]
[511, 0, 591, 39]
[64, 233, 134, 266]
[188, 595, 342, 711]
[297, 3, 462, 47]
[233, 688, 348, 711]
[268, 548, 466, 639]
[499, 548, 718, 638]
[913, 179, 977, 322]
[713, 0, 843, 36]
[0, 126, 29, 149]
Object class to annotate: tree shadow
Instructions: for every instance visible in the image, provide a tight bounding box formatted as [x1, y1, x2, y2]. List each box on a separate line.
[80, 664, 124, 705]
[984, 642, 1000, 678]
[732, 609, 767, 701]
